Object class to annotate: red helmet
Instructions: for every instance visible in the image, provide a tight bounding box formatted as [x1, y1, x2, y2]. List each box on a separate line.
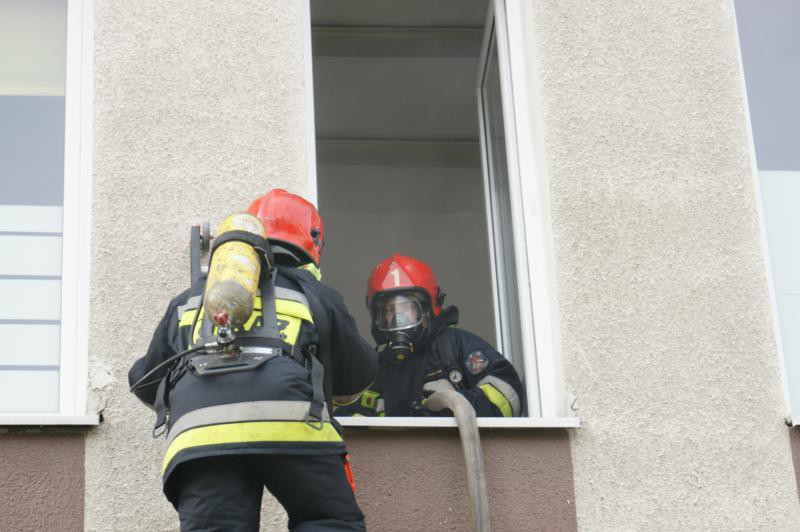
[366, 254, 443, 316]
[246, 189, 325, 266]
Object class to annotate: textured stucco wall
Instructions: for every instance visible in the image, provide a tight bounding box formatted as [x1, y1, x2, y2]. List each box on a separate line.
[345, 429, 577, 531]
[86, 1, 309, 530]
[0, 432, 85, 531]
[526, 0, 800, 529]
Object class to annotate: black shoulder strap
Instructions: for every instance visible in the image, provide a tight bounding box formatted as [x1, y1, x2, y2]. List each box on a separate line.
[278, 267, 334, 415]
[408, 349, 432, 413]
[231, 269, 286, 350]
[258, 270, 280, 339]
[409, 327, 459, 409]
[409, 307, 461, 408]
[211, 230, 273, 269]
[433, 327, 460, 370]
[196, 266, 284, 346]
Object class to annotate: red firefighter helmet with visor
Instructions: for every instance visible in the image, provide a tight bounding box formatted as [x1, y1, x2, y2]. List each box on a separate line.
[366, 255, 443, 320]
[246, 189, 325, 266]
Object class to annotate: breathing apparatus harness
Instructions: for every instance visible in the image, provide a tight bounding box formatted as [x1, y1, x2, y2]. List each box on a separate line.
[408, 306, 463, 413]
[130, 230, 331, 437]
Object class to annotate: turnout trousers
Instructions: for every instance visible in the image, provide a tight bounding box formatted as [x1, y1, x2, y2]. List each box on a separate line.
[166, 454, 365, 532]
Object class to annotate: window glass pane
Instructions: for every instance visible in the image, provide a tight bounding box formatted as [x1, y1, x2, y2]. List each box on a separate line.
[759, 171, 800, 413]
[0, 0, 68, 96]
[0, 0, 67, 205]
[0, 205, 63, 232]
[0, 0, 67, 413]
[0, 324, 61, 366]
[736, 0, 800, 414]
[0, 370, 59, 413]
[0, 97, 66, 205]
[0, 235, 62, 276]
[735, 0, 800, 170]
[0, 279, 62, 321]
[480, 33, 525, 379]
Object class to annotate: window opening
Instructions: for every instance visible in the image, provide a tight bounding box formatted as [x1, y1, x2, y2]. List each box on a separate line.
[310, 0, 549, 418]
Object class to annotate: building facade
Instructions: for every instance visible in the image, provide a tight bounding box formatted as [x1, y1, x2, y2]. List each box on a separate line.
[1, 1, 798, 530]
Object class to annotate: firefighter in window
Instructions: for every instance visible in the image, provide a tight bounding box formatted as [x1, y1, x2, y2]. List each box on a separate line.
[129, 190, 375, 531]
[335, 254, 524, 418]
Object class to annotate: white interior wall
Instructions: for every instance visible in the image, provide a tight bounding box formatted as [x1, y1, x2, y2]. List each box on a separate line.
[312, 0, 497, 352]
[318, 162, 495, 343]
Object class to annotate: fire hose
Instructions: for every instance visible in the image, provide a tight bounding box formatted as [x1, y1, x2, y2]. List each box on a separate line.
[424, 390, 491, 532]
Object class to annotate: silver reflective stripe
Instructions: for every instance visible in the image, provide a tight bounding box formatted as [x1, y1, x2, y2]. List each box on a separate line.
[240, 347, 280, 357]
[275, 287, 309, 308]
[476, 375, 521, 416]
[376, 398, 385, 415]
[166, 400, 331, 445]
[176, 295, 202, 318]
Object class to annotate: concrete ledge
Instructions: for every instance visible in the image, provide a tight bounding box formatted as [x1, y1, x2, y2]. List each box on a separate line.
[337, 416, 580, 429]
[0, 414, 100, 426]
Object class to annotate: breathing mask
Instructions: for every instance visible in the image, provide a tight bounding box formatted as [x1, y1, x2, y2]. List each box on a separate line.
[372, 292, 428, 361]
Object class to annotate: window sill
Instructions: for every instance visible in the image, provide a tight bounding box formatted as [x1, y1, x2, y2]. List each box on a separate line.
[336, 416, 580, 429]
[0, 414, 100, 427]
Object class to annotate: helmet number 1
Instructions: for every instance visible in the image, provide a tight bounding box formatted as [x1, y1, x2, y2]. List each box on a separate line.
[390, 269, 401, 287]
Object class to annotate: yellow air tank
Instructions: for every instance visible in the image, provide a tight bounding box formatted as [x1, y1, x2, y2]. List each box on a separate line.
[203, 212, 267, 329]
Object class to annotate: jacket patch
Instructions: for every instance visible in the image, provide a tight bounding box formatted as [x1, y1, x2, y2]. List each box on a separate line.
[466, 350, 489, 375]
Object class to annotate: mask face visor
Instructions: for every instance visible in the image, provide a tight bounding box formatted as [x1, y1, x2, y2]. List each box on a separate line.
[375, 293, 423, 332]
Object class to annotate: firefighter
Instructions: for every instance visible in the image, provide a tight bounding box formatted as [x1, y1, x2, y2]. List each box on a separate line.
[335, 254, 524, 418]
[129, 189, 375, 532]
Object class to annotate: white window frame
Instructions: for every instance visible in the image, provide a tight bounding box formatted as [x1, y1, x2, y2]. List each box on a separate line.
[0, 0, 97, 426]
[304, 0, 576, 427]
[302, 0, 318, 206]
[474, 0, 566, 420]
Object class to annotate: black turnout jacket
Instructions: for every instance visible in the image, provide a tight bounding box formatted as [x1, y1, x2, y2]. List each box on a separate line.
[129, 267, 376, 483]
[335, 306, 524, 418]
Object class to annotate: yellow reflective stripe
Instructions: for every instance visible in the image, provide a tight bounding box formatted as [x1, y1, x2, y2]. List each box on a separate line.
[191, 298, 313, 343]
[191, 305, 204, 344]
[163, 420, 343, 473]
[278, 314, 302, 345]
[300, 263, 322, 281]
[479, 383, 513, 417]
[179, 309, 197, 328]
[276, 299, 313, 323]
[166, 400, 330, 446]
[197, 310, 301, 343]
[242, 308, 259, 331]
[252, 297, 313, 323]
[360, 390, 380, 410]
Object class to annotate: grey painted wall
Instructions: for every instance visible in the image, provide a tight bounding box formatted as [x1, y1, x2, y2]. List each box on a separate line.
[0, 433, 84, 531]
[346, 429, 577, 531]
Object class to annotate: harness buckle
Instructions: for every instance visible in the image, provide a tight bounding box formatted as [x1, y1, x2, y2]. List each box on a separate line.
[152, 412, 168, 439]
[304, 410, 325, 431]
